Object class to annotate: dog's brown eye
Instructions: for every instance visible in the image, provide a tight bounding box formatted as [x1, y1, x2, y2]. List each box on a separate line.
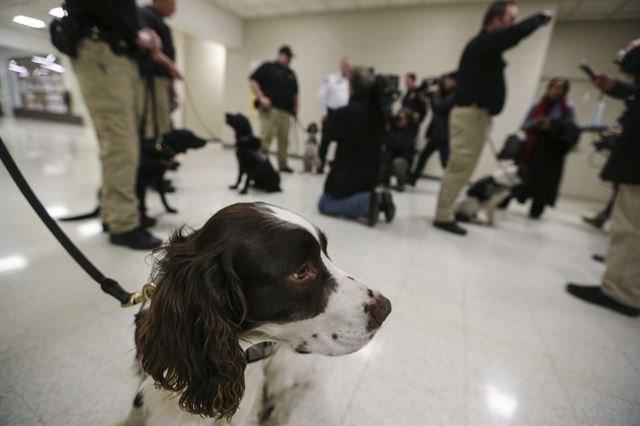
[290, 264, 315, 283]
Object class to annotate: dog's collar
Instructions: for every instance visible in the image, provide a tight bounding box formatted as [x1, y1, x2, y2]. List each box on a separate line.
[245, 341, 276, 364]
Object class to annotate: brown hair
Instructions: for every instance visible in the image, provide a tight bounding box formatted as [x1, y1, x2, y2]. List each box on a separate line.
[135, 225, 248, 420]
[545, 77, 570, 99]
[483, 1, 517, 28]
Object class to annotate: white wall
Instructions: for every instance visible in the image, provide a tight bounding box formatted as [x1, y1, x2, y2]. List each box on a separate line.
[540, 20, 640, 202]
[223, 1, 556, 180]
[181, 34, 226, 139]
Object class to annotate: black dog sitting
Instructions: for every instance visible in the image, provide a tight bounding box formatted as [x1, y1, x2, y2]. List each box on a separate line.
[137, 128, 209, 217]
[225, 113, 281, 194]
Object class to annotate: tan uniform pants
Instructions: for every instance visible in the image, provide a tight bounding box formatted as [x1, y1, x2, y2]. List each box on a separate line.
[72, 39, 141, 234]
[140, 76, 172, 138]
[602, 184, 640, 308]
[435, 106, 492, 222]
[259, 107, 291, 169]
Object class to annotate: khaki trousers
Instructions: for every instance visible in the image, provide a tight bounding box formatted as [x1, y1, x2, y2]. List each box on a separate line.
[140, 76, 172, 138]
[435, 106, 492, 222]
[72, 39, 141, 234]
[259, 107, 291, 169]
[602, 184, 640, 308]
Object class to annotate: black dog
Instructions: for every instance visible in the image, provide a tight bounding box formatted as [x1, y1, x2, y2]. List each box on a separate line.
[225, 113, 281, 194]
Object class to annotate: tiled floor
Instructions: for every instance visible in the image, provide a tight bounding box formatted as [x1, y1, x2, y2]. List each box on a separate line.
[1, 118, 639, 426]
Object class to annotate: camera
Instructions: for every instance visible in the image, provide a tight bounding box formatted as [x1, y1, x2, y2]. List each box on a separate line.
[373, 73, 401, 125]
[416, 77, 441, 96]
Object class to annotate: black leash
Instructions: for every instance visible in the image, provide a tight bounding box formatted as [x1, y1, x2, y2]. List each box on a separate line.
[0, 136, 153, 307]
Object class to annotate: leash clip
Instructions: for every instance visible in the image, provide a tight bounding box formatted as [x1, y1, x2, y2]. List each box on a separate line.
[121, 282, 156, 308]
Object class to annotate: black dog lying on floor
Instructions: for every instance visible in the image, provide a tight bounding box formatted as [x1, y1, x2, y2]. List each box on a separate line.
[225, 113, 281, 194]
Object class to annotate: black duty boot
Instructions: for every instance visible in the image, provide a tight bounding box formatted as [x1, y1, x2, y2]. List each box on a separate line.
[433, 221, 467, 236]
[110, 227, 162, 250]
[367, 191, 381, 227]
[381, 191, 396, 223]
[566, 284, 640, 317]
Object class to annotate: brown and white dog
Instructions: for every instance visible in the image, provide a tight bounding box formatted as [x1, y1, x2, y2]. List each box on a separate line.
[121, 202, 391, 425]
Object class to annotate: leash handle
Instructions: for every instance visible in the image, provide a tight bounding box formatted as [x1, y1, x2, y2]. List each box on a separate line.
[0, 136, 135, 306]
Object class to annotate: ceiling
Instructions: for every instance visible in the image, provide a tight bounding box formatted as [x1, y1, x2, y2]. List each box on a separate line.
[1, 0, 638, 32]
[210, 0, 640, 21]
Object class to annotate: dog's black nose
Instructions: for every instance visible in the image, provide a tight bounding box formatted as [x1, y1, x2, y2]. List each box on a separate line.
[365, 296, 392, 331]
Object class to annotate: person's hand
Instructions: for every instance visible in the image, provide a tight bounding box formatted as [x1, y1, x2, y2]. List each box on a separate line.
[170, 94, 179, 112]
[540, 9, 554, 24]
[166, 61, 183, 80]
[540, 118, 551, 130]
[321, 114, 327, 123]
[150, 50, 183, 80]
[594, 73, 616, 92]
[260, 96, 272, 110]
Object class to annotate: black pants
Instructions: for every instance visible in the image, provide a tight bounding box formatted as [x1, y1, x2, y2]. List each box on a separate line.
[318, 109, 336, 171]
[409, 137, 449, 182]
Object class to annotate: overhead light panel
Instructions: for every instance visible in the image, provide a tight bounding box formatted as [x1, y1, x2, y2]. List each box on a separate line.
[12, 15, 46, 29]
[49, 7, 65, 18]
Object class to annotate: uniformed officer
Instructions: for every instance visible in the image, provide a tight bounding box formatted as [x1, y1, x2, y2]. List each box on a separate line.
[249, 46, 299, 173]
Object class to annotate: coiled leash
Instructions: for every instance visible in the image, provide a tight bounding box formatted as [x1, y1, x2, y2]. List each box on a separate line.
[0, 136, 153, 308]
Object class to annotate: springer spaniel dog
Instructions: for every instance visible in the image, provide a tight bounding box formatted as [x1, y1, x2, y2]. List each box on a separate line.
[121, 202, 391, 425]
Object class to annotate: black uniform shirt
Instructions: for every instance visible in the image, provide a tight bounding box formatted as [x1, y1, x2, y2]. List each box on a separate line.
[66, 0, 140, 55]
[455, 13, 549, 115]
[250, 61, 298, 114]
[402, 89, 427, 125]
[138, 5, 175, 78]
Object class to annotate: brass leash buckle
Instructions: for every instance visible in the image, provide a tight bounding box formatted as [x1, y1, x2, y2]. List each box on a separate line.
[121, 282, 156, 308]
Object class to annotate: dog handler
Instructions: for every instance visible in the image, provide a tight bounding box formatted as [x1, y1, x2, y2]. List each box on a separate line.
[433, 1, 552, 236]
[65, 0, 163, 249]
[249, 45, 299, 173]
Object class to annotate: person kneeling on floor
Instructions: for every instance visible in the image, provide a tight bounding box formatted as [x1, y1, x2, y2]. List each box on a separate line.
[318, 66, 395, 227]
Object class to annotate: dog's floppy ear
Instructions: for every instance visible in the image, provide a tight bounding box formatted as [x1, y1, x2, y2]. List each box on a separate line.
[136, 226, 248, 420]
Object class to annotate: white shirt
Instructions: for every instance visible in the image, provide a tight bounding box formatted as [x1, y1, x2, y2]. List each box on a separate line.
[317, 72, 350, 116]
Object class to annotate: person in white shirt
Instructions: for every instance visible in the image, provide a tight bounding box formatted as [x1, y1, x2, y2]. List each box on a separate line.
[317, 57, 352, 173]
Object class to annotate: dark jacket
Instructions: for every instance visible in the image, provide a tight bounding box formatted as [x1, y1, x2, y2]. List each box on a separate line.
[601, 81, 640, 184]
[402, 89, 427, 127]
[455, 13, 549, 115]
[66, 0, 140, 56]
[427, 89, 456, 143]
[324, 94, 385, 199]
[138, 5, 175, 78]
[515, 120, 580, 207]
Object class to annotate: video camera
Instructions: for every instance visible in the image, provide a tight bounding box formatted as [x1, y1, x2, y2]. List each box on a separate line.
[373, 73, 400, 125]
[416, 77, 442, 96]
[579, 124, 619, 152]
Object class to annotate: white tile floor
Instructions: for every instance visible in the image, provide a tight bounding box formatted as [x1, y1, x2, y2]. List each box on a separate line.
[1, 118, 639, 426]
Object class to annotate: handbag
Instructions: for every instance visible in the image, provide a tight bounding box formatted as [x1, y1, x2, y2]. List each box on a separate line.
[497, 134, 524, 161]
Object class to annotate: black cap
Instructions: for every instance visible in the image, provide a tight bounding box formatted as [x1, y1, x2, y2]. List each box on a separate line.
[279, 45, 294, 58]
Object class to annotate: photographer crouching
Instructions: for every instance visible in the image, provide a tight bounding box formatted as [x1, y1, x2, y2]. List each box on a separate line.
[567, 39, 640, 317]
[318, 67, 395, 227]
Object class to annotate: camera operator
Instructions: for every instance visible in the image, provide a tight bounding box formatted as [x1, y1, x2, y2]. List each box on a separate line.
[318, 67, 395, 227]
[408, 72, 457, 185]
[381, 108, 416, 192]
[433, 1, 553, 236]
[567, 39, 640, 317]
[64, 0, 165, 250]
[401, 73, 428, 139]
[316, 57, 352, 174]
